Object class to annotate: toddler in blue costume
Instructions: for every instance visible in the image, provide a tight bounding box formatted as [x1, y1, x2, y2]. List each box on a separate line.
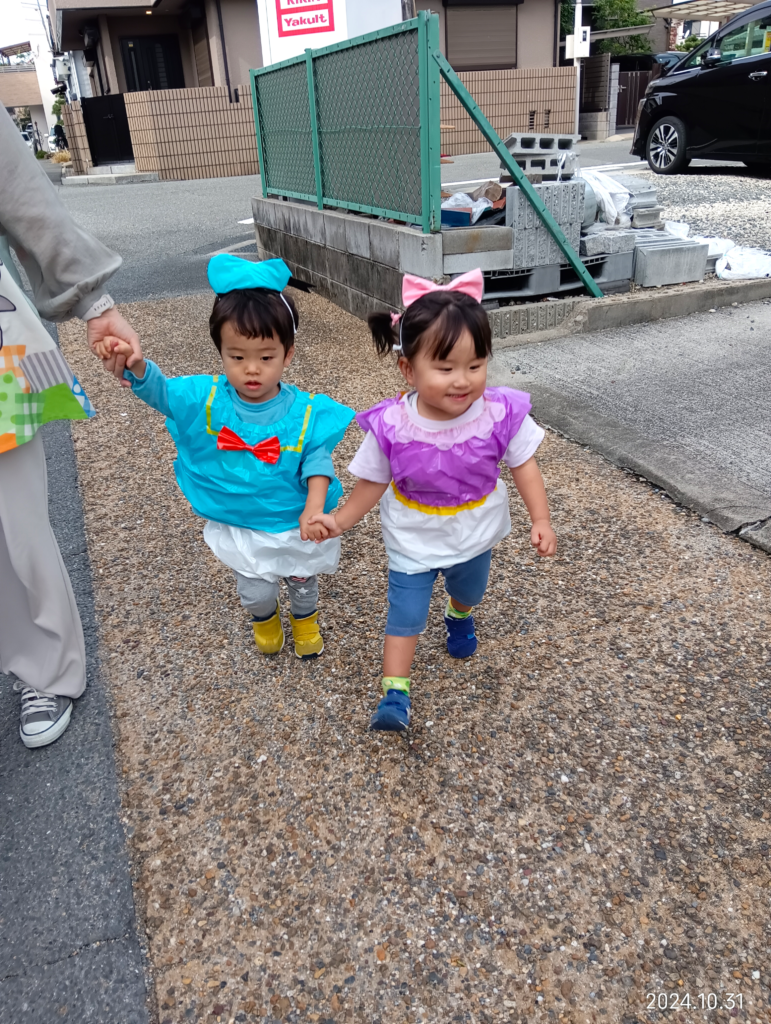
[100, 256, 354, 658]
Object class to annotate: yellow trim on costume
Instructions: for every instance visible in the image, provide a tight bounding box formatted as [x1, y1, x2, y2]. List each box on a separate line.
[205, 375, 220, 435]
[280, 394, 314, 453]
[205, 380, 314, 453]
[390, 481, 490, 516]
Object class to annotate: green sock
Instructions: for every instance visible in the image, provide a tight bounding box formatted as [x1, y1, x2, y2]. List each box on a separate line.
[382, 676, 410, 696]
[446, 598, 471, 620]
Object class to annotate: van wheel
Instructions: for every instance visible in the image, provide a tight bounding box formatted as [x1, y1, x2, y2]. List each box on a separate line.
[646, 116, 688, 174]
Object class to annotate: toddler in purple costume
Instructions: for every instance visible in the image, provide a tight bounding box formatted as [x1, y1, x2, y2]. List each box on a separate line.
[311, 269, 557, 731]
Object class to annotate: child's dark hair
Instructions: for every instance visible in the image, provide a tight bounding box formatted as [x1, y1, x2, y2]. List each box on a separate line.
[209, 288, 298, 353]
[368, 291, 492, 362]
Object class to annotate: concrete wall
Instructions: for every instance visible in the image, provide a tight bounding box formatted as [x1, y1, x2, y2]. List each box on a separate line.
[517, 0, 557, 68]
[219, 0, 263, 84]
[124, 84, 258, 180]
[440, 66, 576, 155]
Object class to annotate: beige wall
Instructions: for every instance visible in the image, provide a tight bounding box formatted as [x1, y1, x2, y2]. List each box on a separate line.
[220, 0, 263, 83]
[440, 66, 575, 155]
[517, 0, 556, 69]
[0, 68, 43, 107]
[125, 84, 258, 180]
[62, 100, 92, 174]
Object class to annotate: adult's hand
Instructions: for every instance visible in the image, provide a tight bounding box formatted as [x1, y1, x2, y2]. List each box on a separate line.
[86, 307, 141, 388]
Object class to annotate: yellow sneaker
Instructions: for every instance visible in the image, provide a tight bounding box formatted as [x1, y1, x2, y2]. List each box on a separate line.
[252, 603, 284, 655]
[289, 610, 324, 659]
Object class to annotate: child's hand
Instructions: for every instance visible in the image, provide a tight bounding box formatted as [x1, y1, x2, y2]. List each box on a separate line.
[531, 519, 557, 557]
[94, 336, 146, 381]
[299, 511, 329, 543]
[307, 512, 342, 539]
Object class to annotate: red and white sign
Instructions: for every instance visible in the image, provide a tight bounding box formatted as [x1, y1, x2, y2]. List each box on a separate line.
[276, 0, 335, 38]
[258, 0, 347, 63]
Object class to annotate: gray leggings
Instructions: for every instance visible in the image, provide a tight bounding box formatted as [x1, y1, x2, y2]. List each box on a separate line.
[235, 572, 318, 621]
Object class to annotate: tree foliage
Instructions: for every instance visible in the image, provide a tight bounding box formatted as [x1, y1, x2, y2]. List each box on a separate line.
[675, 33, 704, 51]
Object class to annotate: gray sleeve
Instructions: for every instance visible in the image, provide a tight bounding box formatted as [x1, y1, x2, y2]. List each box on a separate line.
[0, 106, 122, 322]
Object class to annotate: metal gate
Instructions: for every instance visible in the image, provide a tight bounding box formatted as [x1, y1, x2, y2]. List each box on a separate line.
[616, 71, 651, 129]
[81, 95, 134, 166]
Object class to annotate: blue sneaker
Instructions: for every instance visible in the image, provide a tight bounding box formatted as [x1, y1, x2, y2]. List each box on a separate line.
[369, 689, 411, 732]
[444, 611, 477, 658]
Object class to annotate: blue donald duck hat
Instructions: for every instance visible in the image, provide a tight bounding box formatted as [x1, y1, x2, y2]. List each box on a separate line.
[207, 255, 311, 296]
[207, 254, 312, 335]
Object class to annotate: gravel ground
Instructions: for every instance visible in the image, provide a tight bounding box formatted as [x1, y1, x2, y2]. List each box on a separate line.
[630, 168, 771, 249]
[60, 293, 771, 1024]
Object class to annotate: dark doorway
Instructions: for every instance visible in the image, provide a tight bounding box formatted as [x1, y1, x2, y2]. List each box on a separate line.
[81, 94, 134, 165]
[616, 71, 651, 129]
[121, 35, 185, 92]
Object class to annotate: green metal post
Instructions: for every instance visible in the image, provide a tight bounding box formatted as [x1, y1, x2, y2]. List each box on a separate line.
[432, 51, 603, 299]
[417, 11, 431, 233]
[425, 13, 442, 232]
[305, 49, 324, 210]
[249, 70, 269, 198]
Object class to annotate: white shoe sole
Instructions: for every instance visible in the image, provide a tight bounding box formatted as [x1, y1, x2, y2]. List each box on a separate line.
[20, 701, 72, 749]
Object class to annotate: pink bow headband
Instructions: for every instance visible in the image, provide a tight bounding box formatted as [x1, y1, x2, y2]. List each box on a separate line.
[391, 269, 484, 352]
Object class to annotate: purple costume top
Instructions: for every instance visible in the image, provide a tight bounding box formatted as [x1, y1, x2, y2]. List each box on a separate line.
[356, 386, 532, 508]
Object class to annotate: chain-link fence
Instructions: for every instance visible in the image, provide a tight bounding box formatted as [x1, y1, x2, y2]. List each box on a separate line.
[250, 13, 441, 231]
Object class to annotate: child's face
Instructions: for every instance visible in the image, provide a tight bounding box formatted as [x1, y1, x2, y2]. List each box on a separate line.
[399, 328, 488, 420]
[219, 322, 294, 404]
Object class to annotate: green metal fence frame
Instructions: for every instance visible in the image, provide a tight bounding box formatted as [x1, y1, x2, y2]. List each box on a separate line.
[250, 15, 438, 228]
[249, 11, 602, 297]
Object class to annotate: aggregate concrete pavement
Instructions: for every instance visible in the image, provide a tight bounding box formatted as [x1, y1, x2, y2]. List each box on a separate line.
[0, 356, 149, 1023]
[56, 291, 771, 1024]
[490, 300, 771, 547]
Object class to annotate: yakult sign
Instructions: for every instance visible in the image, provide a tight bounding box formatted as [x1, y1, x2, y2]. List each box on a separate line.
[257, 0, 348, 64]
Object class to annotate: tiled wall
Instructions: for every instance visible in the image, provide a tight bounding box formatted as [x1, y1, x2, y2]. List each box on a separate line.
[62, 101, 92, 175]
[440, 67, 577, 157]
[124, 85, 259, 181]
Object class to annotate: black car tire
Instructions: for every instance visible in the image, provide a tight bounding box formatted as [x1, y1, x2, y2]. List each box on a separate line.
[646, 116, 689, 174]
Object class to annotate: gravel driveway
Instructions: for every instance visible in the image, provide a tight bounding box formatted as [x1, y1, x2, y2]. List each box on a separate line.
[60, 293, 771, 1024]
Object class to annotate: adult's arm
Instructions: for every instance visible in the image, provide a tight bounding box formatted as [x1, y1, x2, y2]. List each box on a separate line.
[0, 106, 121, 322]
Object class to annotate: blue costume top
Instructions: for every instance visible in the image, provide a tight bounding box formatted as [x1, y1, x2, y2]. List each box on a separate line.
[126, 360, 354, 532]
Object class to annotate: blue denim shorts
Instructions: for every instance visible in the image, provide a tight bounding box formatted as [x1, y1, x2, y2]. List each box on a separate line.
[385, 548, 493, 637]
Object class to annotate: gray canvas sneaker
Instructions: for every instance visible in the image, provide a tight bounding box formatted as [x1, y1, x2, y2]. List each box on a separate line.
[14, 682, 73, 748]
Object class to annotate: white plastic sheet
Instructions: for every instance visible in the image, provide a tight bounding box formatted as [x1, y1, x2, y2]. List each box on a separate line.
[441, 191, 493, 224]
[691, 236, 735, 259]
[716, 245, 771, 280]
[576, 169, 631, 228]
[664, 221, 690, 238]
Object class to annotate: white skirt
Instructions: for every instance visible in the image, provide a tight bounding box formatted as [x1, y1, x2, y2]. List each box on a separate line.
[380, 477, 512, 574]
[203, 520, 341, 583]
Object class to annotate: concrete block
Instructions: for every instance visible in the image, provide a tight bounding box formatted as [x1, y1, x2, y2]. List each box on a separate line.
[271, 200, 290, 234]
[444, 249, 514, 274]
[506, 181, 585, 230]
[632, 206, 664, 228]
[580, 230, 637, 257]
[633, 241, 708, 287]
[399, 229, 443, 279]
[323, 210, 348, 251]
[368, 221, 400, 269]
[345, 216, 371, 259]
[512, 220, 580, 270]
[287, 203, 308, 239]
[442, 225, 513, 255]
[304, 207, 326, 246]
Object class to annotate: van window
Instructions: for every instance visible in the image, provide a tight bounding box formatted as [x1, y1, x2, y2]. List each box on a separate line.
[690, 13, 771, 66]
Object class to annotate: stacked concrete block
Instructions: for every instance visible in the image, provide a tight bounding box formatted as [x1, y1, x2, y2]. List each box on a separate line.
[505, 180, 585, 270]
[633, 237, 709, 287]
[632, 206, 665, 229]
[499, 133, 580, 181]
[579, 230, 637, 257]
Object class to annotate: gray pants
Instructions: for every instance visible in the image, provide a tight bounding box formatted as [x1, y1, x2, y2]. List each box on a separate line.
[235, 572, 318, 621]
[0, 433, 86, 698]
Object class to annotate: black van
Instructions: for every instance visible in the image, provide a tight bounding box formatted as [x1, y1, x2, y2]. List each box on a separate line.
[631, 0, 771, 173]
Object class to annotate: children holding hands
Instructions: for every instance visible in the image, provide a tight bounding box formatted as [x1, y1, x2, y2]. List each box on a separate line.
[100, 257, 555, 732]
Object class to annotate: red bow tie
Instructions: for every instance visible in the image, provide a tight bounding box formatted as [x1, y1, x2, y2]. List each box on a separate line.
[216, 426, 281, 464]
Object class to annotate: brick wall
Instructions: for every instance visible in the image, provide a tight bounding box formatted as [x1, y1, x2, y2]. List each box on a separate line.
[124, 85, 258, 181]
[62, 101, 92, 175]
[440, 67, 577, 157]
